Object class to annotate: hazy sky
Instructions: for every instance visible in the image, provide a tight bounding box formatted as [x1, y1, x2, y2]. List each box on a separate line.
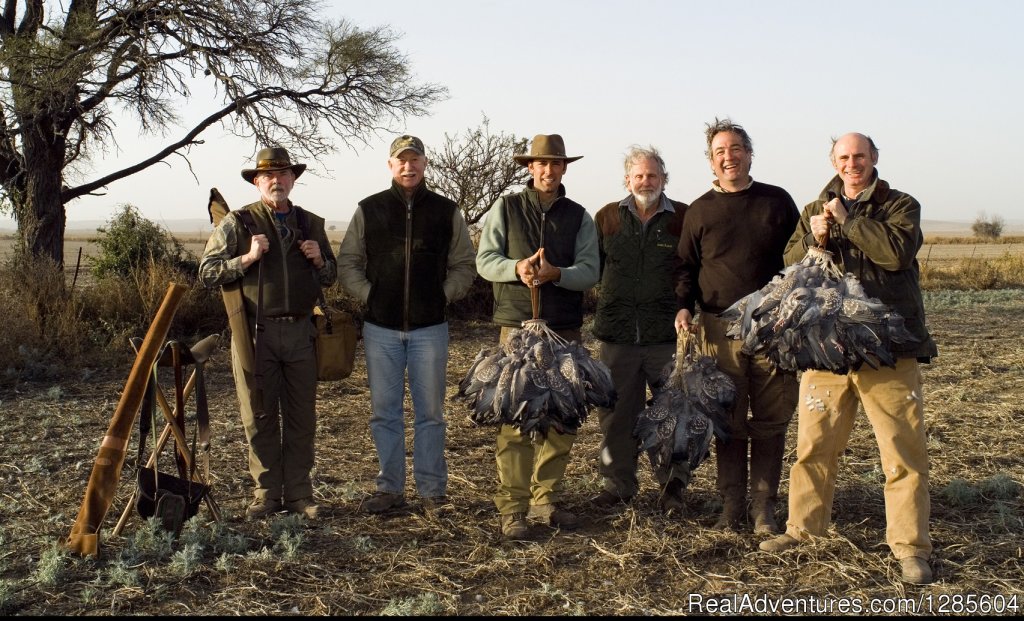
[5, 0, 1022, 230]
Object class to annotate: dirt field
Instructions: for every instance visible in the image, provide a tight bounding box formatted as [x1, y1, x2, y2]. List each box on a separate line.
[0, 290, 1022, 615]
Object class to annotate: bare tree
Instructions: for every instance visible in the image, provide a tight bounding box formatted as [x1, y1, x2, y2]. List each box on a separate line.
[971, 212, 1005, 240]
[425, 116, 529, 228]
[0, 0, 446, 266]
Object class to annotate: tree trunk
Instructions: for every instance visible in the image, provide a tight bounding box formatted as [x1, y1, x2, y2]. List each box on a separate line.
[19, 136, 68, 268]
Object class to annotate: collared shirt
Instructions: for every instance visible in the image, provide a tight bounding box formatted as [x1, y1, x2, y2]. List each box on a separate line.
[618, 193, 676, 230]
[711, 177, 756, 193]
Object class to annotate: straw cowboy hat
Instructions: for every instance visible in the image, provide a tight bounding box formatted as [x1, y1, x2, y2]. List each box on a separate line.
[513, 134, 583, 166]
[241, 147, 307, 183]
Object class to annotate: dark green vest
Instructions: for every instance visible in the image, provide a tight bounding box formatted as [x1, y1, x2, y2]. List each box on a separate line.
[592, 199, 686, 345]
[359, 182, 456, 330]
[236, 202, 323, 317]
[491, 189, 586, 330]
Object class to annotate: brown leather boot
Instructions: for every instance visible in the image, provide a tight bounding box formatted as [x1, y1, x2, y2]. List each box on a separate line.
[713, 437, 748, 530]
[749, 433, 787, 534]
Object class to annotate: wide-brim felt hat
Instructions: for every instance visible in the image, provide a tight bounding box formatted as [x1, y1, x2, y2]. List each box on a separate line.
[513, 134, 583, 166]
[241, 147, 307, 183]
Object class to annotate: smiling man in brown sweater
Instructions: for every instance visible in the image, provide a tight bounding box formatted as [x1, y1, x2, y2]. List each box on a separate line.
[674, 118, 800, 535]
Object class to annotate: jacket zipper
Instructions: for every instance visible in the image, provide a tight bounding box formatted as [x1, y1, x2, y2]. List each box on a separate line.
[404, 199, 412, 332]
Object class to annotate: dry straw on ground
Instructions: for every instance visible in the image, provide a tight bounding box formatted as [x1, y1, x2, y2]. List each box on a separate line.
[1, 291, 1022, 615]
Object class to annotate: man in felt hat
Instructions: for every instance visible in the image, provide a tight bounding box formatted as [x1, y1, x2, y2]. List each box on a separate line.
[476, 133, 600, 539]
[199, 146, 337, 521]
[338, 134, 476, 515]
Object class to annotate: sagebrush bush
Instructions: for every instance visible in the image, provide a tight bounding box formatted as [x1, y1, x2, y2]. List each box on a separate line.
[91, 204, 197, 278]
[0, 209, 225, 383]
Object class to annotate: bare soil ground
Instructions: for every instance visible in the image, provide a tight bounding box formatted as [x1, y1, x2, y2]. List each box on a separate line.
[1, 292, 1022, 615]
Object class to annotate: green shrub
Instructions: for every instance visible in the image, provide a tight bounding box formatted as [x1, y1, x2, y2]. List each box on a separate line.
[92, 204, 197, 278]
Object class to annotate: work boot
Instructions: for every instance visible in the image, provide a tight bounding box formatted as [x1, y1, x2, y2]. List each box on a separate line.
[750, 433, 787, 534]
[759, 534, 800, 553]
[245, 498, 283, 521]
[285, 498, 319, 520]
[659, 478, 686, 515]
[590, 490, 633, 509]
[900, 557, 933, 585]
[499, 512, 530, 540]
[528, 503, 580, 530]
[362, 491, 406, 514]
[713, 437, 748, 530]
[421, 496, 452, 516]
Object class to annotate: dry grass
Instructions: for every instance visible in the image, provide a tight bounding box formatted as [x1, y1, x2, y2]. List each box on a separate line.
[1, 291, 1022, 615]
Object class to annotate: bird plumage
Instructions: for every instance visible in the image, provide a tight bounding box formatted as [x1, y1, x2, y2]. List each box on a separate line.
[634, 331, 735, 492]
[456, 319, 617, 436]
[722, 246, 919, 373]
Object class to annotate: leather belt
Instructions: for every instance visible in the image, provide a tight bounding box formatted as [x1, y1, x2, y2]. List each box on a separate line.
[265, 314, 307, 323]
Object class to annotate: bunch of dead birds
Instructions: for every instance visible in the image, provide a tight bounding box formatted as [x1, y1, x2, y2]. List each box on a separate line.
[457, 319, 616, 436]
[633, 330, 734, 483]
[720, 246, 917, 373]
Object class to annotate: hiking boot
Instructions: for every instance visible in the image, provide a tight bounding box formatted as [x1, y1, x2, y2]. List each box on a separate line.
[901, 557, 933, 585]
[759, 534, 800, 553]
[362, 491, 406, 514]
[659, 479, 686, 515]
[750, 498, 780, 534]
[528, 503, 580, 530]
[245, 498, 283, 521]
[590, 490, 633, 509]
[499, 512, 530, 540]
[421, 496, 451, 515]
[285, 498, 319, 520]
[713, 496, 746, 530]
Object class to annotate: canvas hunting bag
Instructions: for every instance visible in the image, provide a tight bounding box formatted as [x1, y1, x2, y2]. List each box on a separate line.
[313, 302, 357, 381]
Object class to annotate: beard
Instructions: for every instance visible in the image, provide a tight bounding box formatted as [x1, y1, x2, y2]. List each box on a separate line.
[633, 189, 661, 209]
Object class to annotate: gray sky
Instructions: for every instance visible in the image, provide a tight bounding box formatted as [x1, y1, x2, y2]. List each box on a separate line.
[5, 0, 1022, 229]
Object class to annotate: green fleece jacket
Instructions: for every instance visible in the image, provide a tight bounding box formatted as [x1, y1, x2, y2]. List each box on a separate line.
[783, 172, 938, 361]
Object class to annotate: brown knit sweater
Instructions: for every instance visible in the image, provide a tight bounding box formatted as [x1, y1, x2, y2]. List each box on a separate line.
[676, 181, 799, 314]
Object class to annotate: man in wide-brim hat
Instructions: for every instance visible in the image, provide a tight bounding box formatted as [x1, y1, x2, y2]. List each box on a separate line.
[200, 145, 336, 522]
[241, 147, 307, 183]
[512, 134, 583, 166]
[475, 133, 600, 539]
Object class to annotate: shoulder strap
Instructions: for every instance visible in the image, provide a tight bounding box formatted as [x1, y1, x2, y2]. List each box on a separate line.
[294, 206, 311, 241]
[236, 208, 258, 235]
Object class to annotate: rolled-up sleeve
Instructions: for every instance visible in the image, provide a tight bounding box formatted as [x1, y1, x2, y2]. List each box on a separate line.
[198, 214, 247, 288]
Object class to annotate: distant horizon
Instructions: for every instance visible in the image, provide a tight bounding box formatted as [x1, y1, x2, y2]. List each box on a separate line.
[4, 216, 1023, 237]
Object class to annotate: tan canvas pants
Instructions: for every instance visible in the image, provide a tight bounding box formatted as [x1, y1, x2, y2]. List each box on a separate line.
[232, 316, 318, 504]
[701, 314, 797, 510]
[785, 358, 932, 560]
[493, 325, 581, 514]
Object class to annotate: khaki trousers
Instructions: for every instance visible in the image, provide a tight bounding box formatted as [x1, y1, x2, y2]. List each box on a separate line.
[493, 325, 580, 514]
[596, 341, 676, 497]
[785, 358, 932, 560]
[232, 316, 318, 504]
[701, 313, 797, 441]
[494, 424, 576, 513]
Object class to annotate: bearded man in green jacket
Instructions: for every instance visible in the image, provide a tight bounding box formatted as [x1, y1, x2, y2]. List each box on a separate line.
[760, 132, 939, 586]
[591, 145, 687, 513]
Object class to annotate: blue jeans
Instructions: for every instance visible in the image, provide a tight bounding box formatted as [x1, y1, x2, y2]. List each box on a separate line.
[363, 321, 449, 498]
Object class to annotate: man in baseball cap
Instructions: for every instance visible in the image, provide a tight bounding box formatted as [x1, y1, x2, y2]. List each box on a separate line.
[338, 134, 476, 515]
